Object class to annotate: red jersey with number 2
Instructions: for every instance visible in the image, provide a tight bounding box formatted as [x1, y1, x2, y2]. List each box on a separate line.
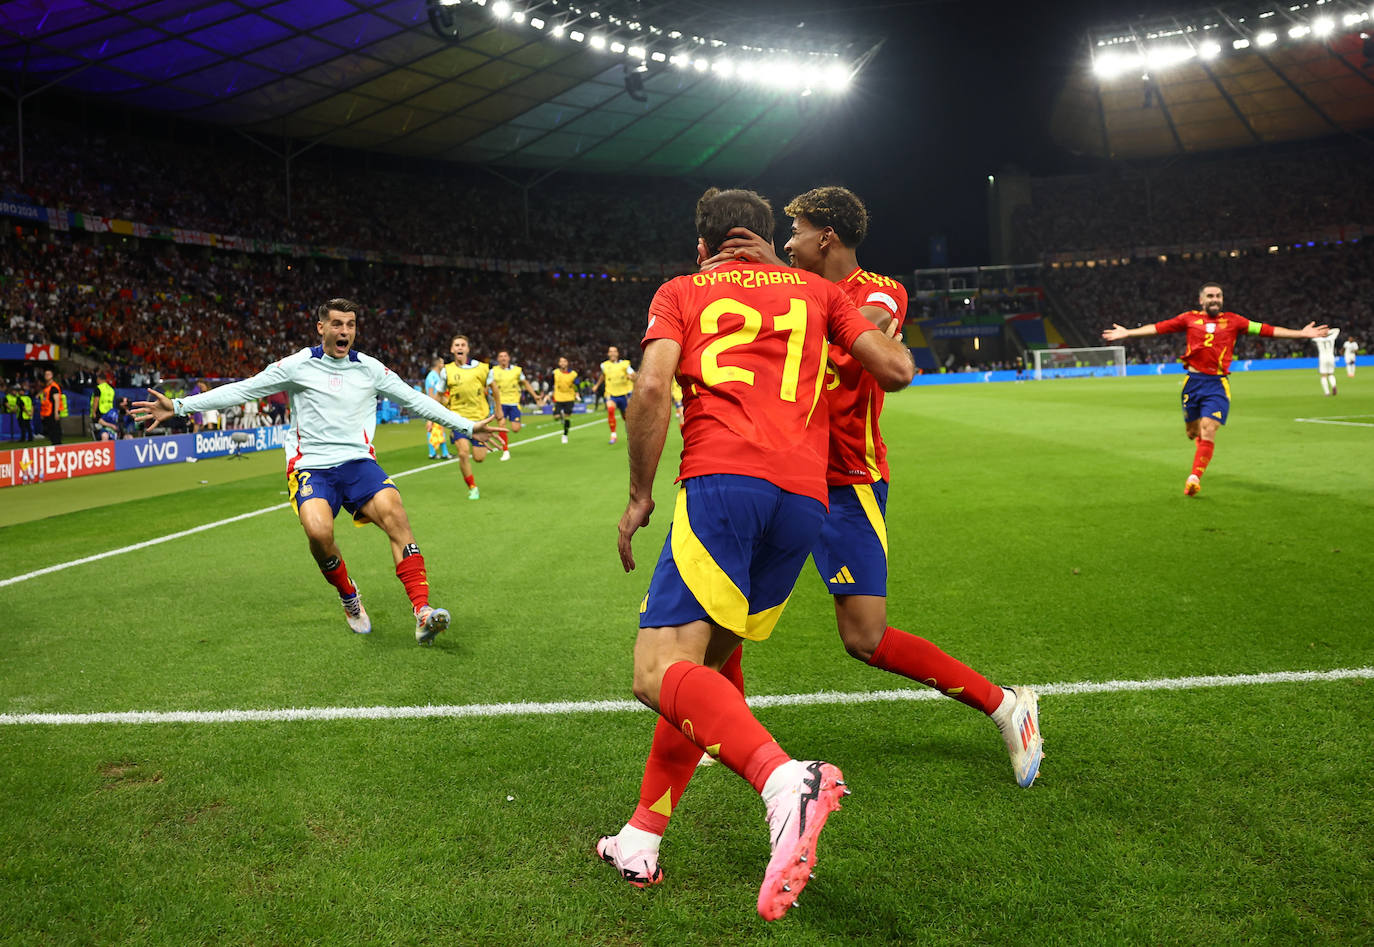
[1153, 310, 1257, 375]
[644, 261, 879, 505]
[825, 268, 908, 486]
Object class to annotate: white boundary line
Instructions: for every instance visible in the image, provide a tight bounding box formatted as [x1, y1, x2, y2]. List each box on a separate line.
[0, 417, 607, 589]
[2, 666, 1368, 727]
[1295, 415, 1374, 427]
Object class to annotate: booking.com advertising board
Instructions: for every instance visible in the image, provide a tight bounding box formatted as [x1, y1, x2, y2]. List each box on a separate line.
[0, 425, 291, 488]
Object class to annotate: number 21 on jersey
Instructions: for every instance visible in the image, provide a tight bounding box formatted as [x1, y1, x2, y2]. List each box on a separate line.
[699, 297, 810, 402]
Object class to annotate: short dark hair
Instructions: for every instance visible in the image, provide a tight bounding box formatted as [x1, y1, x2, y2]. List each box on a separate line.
[784, 186, 869, 248]
[316, 298, 361, 321]
[1198, 282, 1223, 297]
[696, 187, 774, 256]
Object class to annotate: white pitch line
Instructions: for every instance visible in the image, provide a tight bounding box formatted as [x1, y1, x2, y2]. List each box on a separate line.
[0, 417, 608, 589]
[2, 666, 1368, 727]
[1295, 415, 1374, 427]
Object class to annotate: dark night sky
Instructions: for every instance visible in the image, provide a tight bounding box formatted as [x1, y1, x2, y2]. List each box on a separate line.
[744, 0, 1188, 272]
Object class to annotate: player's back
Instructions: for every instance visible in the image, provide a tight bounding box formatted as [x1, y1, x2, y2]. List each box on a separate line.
[645, 261, 874, 504]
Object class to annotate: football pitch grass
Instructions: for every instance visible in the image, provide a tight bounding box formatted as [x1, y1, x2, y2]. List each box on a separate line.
[2, 371, 1370, 945]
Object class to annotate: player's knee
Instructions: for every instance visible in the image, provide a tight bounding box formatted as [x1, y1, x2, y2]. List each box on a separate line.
[838, 622, 885, 663]
[631, 665, 663, 711]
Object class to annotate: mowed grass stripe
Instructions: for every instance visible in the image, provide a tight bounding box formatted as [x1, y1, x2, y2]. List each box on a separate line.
[4, 666, 1368, 726]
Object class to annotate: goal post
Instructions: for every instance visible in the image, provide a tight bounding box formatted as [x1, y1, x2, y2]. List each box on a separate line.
[1031, 346, 1127, 381]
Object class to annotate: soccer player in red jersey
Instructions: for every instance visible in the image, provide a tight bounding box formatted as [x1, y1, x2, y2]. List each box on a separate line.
[598, 187, 1043, 899]
[601, 187, 913, 920]
[1103, 283, 1327, 495]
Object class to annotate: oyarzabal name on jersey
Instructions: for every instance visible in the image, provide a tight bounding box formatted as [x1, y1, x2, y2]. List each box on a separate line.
[691, 269, 805, 288]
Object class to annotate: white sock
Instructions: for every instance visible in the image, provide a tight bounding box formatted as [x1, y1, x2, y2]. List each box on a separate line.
[761, 759, 806, 807]
[1321, 376, 1331, 395]
[616, 824, 662, 854]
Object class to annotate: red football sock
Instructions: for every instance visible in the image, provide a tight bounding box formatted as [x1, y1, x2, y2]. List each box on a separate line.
[395, 554, 429, 611]
[463, 474, 476, 488]
[659, 660, 788, 795]
[869, 626, 1003, 715]
[627, 647, 749, 836]
[320, 557, 357, 597]
[607, 404, 617, 433]
[628, 716, 704, 835]
[1191, 438, 1215, 478]
[497, 429, 509, 450]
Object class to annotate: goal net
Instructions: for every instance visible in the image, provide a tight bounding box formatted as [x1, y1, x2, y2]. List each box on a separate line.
[1031, 346, 1126, 381]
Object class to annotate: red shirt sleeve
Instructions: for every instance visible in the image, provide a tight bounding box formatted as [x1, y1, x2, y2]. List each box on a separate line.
[644, 280, 686, 347]
[824, 282, 880, 353]
[1153, 312, 1193, 334]
[858, 280, 908, 322]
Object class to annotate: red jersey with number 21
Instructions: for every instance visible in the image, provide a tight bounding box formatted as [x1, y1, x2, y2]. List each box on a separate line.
[1153, 310, 1261, 375]
[644, 261, 879, 506]
[825, 268, 908, 486]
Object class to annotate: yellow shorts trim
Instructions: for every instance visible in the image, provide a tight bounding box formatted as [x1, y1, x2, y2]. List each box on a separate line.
[668, 486, 792, 641]
[852, 482, 889, 558]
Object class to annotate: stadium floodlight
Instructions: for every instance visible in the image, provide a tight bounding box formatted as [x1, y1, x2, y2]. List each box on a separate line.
[569, 29, 585, 42]
[1093, 51, 1143, 78]
[1146, 45, 1196, 68]
[693, 57, 708, 71]
[1256, 30, 1278, 45]
[1199, 40, 1222, 59]
[650, 50, 666, 62]
[590, 34, 607, 49]
[712, 59, 735, 76]
[1233, 37, 1252, 48]
[529, 16, 544, 29]
[492, 0, 511, 19]
[1288, 24, 1311, 37]
[824, 62, 852, 88]
[628, 45, 645, 59]
[1312, 17, 1335, 35]
[610, 40, 625, 53]
[1343, 12, 1367, 25]
[512, 10, 525, 23]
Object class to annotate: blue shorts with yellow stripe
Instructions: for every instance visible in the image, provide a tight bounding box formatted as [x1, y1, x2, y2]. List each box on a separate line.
[288, 458, 397, 522]
[813, 480, 889, 597]
[1181, 373, 1230, 425]
[640, 473, 825, 641]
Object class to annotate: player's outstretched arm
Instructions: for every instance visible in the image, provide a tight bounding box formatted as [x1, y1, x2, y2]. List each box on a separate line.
[131, 388, 175, 431]
[1270, 321, 1330, 340]
[1102, 323, 1158, 342]
[618, 339, 679, 572]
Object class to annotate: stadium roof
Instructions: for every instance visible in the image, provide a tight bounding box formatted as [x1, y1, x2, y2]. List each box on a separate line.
[0, 0, 878, 178]
[1052, 2, 1374, 158]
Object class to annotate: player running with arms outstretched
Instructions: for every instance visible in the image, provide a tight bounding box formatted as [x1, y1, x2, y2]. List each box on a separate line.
[592, 346, 636, 445]
[1103, 283, 1326, 495]
[134, 299, 501, 642]
[1312, 328, 1341, 396]
[601, 187, 914, 921]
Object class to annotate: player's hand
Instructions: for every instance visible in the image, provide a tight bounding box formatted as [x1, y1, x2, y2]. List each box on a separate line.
[1102, 324, 1130, 341]
[617, 496, 655, 572]
[701, 228, 787, 268]
[1301, 322, 1330, 338]
[469, 416, 505, 451]
[131, 388, 175, 431]
[884, 316, 904, 342]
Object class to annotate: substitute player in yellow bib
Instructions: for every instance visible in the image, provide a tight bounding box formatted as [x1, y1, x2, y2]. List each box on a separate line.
[440, 334, 502, 500]
[593, 345, 636, 444]
[551, 356, 579, 444]
[489, 349, 546, 461]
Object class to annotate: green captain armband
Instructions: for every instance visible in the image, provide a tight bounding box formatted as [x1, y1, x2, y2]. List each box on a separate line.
[1248, 322, 1274, 337]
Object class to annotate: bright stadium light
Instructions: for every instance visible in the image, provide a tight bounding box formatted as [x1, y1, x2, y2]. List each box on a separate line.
[512, 10, 525, 23]
[1288, 24, 1311, 37]
[1312, 17, 1335, 35]
[1146, 45, 1196, 68]
[1233, 37, 1252, 48]
[693, 57, 708, 71]
[530, 16, 544, 29]
[1256, 30, 1278, 45]
[491, 0, 511, 19]
[610, 40, 625, 52]
[1199, 40, 1222, 58]
[712, 59, 734, 76]
[824, 62, 852, 88]
[628, 45, 645, 59]
[1093, 51, 1143, 78]
[569, 29, 584, 42]
[1343, 12, 1367, 25]
[590, 34, 607, 49]
[650, 50, 666, 62]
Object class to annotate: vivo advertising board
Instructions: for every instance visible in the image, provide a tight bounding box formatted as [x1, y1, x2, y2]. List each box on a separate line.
[114, 425, 290, 470]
